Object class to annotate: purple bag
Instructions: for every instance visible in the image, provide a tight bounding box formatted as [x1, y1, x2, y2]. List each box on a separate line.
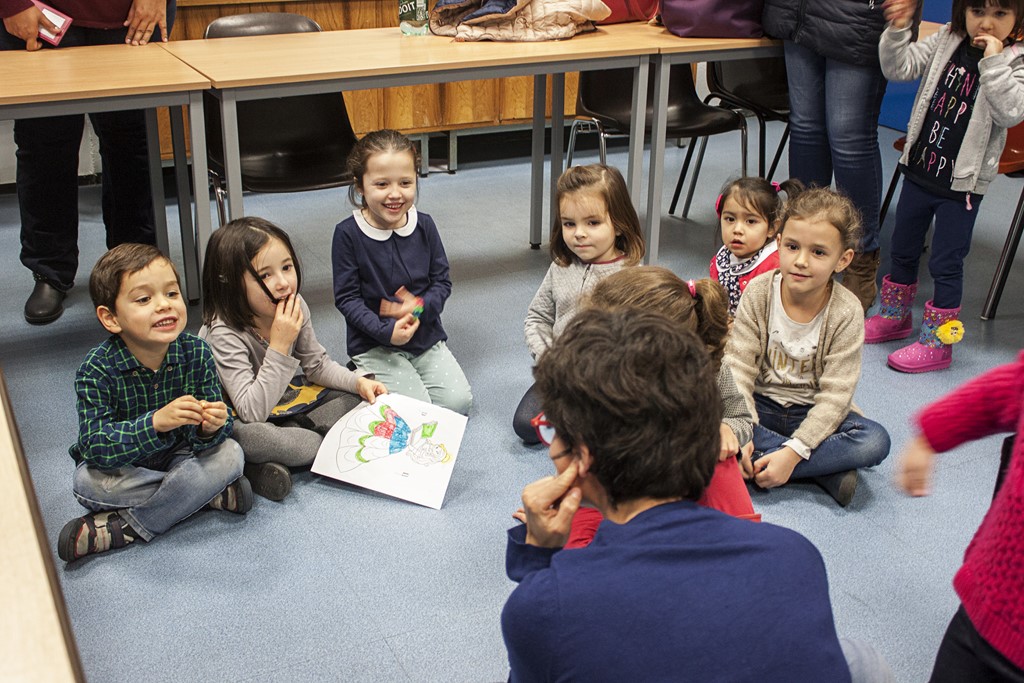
[659, 0, 764, 39]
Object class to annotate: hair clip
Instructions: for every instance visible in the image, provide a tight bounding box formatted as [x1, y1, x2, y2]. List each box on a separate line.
[715, 194, 724, 216]
[771, 181, 782, 193]
[687, 279, 697, 299]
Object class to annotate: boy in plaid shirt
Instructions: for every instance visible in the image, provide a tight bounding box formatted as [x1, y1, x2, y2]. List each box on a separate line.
[58, 244, 250, 563]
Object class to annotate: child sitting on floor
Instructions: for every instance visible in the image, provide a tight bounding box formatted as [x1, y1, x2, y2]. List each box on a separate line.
[200, 217, 387, 501]
[711, 176, 803, 316]
[514, 163, 645, 443]
[59, 244, 249, 563]
[726, 187, 891, 507]
[527, 266, 760, 548]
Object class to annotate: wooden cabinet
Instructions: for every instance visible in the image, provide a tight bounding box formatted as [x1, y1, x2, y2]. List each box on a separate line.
[160, 0, 579, 157]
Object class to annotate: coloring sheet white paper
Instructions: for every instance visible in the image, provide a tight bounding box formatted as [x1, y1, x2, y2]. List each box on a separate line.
[311, 393, 467, 509]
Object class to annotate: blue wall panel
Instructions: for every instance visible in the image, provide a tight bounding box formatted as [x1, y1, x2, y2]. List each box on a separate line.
[879, 0, 954, 130]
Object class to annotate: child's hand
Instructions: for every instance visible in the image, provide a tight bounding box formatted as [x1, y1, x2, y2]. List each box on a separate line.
[752, 446, 802, 488]
[357, 377, 388, 404]
[390, 313, 420, 346]
[521, 462, 582, 548]
[896, 435, 937, 496]
[739, 441, 756, 479]
[882, 0, 915, 29]
[973, 34, 1004, 57]
[379, 286, 420, 319]
[269, 294, 303, 355]
[719, 423, 740, 461]
[512, 507, 527, 524]
[198, 400, 228, 436]
[153, 395, 204, 433]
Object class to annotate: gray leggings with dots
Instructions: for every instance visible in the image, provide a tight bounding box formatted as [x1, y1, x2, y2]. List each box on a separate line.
[232, 391, 363, 467]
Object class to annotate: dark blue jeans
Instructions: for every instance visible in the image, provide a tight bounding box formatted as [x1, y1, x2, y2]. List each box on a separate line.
[889, 178, 982, 309]
[752, 394, 891, 478]
[783, 40, 888, 254]
[0, 2, 175, 289]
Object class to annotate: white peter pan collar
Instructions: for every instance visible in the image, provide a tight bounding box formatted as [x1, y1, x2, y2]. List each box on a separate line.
[353, 206, 418, 241]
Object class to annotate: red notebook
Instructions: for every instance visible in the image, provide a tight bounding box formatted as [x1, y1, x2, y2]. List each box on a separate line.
[31, 0, 72, 46]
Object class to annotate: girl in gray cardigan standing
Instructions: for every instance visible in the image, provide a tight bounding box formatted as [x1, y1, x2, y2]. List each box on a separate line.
[200, 218, 387, 501]
[867, 0, 1024, 373]
[726, 188, 891, 507]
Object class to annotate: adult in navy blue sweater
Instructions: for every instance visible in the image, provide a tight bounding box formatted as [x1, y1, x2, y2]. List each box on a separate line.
[332, 129, 472, 415]
[502, 309, 889, 682]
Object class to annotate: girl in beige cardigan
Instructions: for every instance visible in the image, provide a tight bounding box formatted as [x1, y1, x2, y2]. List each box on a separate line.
[725, 188, 891, 507]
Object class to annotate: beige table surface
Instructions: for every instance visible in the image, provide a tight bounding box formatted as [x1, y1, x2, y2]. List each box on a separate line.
[0, 370, 83, 683]
[0, 43, 213, 299]
[0, 42, 208, 106]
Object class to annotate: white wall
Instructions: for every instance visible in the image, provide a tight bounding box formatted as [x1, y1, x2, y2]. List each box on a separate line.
[0, 119, 101, 185]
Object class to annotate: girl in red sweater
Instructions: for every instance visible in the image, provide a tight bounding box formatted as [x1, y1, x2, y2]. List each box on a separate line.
[898, 350, 1024, 681]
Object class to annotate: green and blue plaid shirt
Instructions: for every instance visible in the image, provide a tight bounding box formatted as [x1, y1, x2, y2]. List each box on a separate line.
[70, 333, 232, 468]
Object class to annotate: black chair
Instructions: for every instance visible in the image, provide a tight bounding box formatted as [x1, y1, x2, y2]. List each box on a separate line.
[705, 57, 790, 180]
[565, 66, 747, 219]
[203, 13, 359, 224]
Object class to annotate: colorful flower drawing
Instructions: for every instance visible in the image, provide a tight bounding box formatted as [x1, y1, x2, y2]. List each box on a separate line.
[335, 403, 451, 473]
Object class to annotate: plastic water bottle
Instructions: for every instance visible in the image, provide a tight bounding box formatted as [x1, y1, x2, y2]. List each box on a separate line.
[399, 0, 428, 35]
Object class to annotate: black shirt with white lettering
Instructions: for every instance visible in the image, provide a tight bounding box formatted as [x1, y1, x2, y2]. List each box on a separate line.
[902, 38, 983, 199]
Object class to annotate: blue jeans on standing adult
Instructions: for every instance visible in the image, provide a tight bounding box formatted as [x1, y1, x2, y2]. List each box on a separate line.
[889, 178, 983, 309]
[72, 437, 243, 541]
[752, 394, 891, 478]
[0, 1, 176, 290]
[784, 40, 888, 253]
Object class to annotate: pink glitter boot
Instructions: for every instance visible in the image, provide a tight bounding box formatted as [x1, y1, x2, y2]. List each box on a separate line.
[887, 301, 963, 373]
[864, 275, 917, 344]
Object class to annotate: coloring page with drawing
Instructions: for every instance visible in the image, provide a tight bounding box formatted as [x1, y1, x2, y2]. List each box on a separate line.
[311, 393, 467, 509]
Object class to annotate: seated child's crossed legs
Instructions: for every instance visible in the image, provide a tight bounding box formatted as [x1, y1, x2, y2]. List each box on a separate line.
[353, 341, 472, 415]
[72, 438, 244, 540]
[751, 394, 890, 479]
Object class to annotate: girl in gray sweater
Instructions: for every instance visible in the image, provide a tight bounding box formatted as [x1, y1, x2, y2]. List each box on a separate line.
[514, 164, 645, 443]
[200, 217, 386, 501]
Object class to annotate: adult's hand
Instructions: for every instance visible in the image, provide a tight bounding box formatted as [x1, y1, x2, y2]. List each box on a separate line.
[521, 462, 582, 548]
[124, 0, 167, 45]
[3, 5, 60, 51]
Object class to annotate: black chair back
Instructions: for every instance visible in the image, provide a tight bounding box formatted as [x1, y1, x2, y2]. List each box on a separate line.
[203, 13, 357, 194]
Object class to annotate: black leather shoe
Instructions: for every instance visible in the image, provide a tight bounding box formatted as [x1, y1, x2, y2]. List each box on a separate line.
[24, 276, 67, 325]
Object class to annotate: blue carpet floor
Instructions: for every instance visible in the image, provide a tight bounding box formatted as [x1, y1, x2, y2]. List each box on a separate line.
[2, 122, 1022, 681]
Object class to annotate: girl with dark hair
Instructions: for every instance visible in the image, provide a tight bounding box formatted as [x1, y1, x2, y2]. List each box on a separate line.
[200, 217, 387, 501]
[712, 176, 804, 316]
[513, 164, 645, 443]
[869, 0, 1024, 373]
[333, 129, 473, 415]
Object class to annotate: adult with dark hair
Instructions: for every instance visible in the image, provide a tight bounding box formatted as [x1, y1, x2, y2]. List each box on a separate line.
[501, 309, 891, 682]
[761, 0, 918, 313]
[0, 0, 176, 324]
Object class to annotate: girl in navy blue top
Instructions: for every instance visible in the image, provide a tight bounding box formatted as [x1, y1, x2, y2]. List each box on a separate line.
[332, 130, 472, 415]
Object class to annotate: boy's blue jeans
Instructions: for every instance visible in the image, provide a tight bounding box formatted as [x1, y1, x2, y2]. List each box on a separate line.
[72, 438, 244, 541]
[752, 394, 891, 479]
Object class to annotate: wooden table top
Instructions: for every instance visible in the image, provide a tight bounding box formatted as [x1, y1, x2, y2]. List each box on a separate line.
[159, 22, 781, 90]
[159, 24, 651, 88]
[0, 42, 209, 107]
[0, 371, 82, 682]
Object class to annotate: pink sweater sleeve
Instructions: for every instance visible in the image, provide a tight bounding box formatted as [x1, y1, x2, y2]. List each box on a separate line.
[916, 351, 1024, 453]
